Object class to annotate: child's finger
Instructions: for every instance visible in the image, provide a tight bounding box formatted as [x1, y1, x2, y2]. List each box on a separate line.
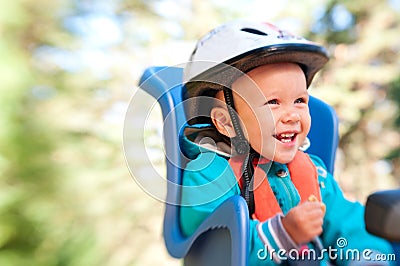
[320, 202, 326, 215]
[308, 194, 326, 215]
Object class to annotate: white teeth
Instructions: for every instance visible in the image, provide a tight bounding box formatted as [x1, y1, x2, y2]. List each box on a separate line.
[279, 133, 295, 138]
[274, 133, 296, 143]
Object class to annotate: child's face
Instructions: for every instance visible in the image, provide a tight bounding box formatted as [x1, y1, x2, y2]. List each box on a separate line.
[231, 63, 311, 164]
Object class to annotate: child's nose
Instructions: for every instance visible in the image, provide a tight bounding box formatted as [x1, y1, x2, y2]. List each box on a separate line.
[281, 109, 301, 123]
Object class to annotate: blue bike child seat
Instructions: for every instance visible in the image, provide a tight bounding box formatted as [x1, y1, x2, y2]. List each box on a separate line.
[138, 65, 339, 266]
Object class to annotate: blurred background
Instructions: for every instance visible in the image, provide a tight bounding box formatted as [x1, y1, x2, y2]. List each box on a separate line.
[1, 0, 399, 265]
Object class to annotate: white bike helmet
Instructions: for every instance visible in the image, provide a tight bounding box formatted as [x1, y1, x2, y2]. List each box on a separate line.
[183, 20, 329, 124]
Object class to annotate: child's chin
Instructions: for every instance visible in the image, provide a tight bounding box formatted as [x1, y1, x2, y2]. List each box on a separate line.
[272, 152, 297, 164]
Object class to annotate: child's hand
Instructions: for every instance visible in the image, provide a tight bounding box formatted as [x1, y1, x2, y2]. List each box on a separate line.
[281, 199, 325, 245]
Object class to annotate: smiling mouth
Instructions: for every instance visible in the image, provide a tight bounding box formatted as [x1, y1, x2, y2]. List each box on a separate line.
[273, 132, 297, 143]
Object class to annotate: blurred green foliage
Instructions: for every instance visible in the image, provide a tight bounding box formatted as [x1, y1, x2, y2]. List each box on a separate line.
[0, 0, 399, 265]
[0, 0, 102, 265]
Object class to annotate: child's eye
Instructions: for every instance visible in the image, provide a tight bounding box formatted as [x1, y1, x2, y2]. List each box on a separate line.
[294, 97, 306, 104]
[267, 99, 279, 105]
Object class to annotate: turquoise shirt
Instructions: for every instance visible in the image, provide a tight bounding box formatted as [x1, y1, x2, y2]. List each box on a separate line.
[179, 125, 394, 265]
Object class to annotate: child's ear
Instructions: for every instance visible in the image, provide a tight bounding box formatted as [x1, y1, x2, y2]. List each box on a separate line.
[210, 106, 236, 138]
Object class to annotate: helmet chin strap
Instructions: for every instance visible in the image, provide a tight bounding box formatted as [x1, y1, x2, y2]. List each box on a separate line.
[223, 88, 257, 216]
[222, 88, 249, 155]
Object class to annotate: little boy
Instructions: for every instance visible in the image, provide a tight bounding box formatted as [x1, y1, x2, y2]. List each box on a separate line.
[179, 20, 394, 265]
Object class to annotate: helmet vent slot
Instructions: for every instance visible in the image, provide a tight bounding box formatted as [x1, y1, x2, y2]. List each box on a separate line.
[240, 28, 268, 36]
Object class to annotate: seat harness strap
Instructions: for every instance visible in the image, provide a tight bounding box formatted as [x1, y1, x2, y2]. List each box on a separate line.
[229, 150, 321, 221]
